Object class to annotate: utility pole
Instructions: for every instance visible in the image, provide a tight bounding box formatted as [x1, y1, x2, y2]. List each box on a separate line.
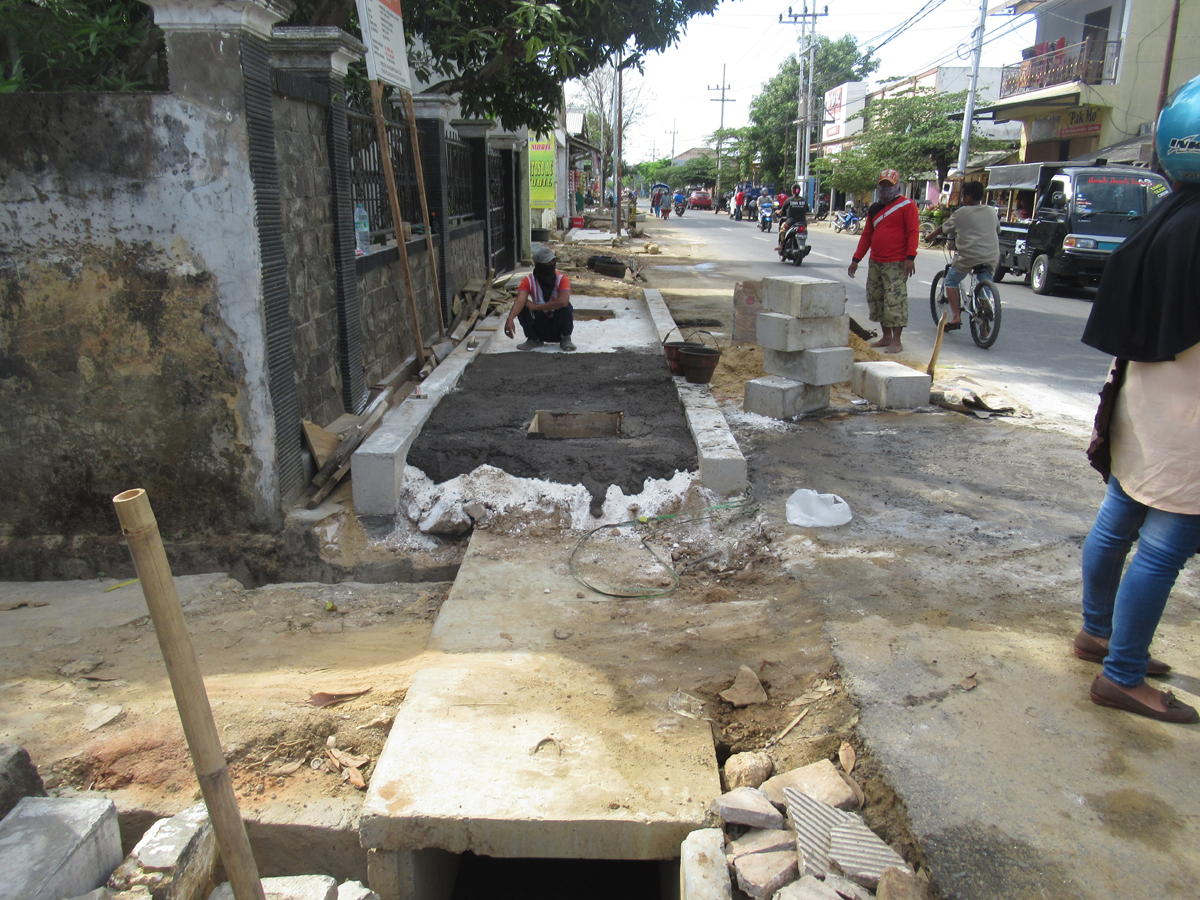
[708, 65, 734, 203]
[610, 60, 619, 208]
[613, 64, 624, 233]
[780, 4, 829, 195]
[665, 120, 678, 161]
[955, 0, 988, 185]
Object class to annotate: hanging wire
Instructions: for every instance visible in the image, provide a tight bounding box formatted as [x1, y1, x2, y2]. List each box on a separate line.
[568, 490, 759, 599]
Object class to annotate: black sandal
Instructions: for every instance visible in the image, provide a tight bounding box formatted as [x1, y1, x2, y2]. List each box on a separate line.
[945, 322, 962, 331]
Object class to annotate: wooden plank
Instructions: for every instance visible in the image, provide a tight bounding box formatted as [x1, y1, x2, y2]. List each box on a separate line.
[312, 395, 391, 488]
[306, 461, 352, 509]
[303, 421, 342, 468]
[326, 413, 359, 437]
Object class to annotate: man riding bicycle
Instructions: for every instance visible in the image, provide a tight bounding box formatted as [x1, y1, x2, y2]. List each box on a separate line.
[925, 180, 1001, 330]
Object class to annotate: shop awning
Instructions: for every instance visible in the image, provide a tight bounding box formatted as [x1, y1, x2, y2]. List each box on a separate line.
[984, 163, 1043, 192]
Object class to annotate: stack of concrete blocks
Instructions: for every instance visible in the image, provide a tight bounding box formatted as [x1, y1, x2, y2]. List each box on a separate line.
[744, 277, 853, 419]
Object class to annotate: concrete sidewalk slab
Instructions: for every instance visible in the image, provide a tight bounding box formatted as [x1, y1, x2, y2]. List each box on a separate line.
[0, 796, 122, 900]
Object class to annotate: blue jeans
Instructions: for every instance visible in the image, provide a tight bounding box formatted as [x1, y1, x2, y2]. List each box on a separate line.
[1081, 477, 1200, 686]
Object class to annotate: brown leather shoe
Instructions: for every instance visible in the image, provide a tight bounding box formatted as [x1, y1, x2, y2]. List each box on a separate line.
[1089, 675, 1198, 724]
[1073, 629, 1171, 676]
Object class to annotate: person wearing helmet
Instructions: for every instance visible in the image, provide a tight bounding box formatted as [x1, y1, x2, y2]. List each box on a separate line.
[848, 169, 919, 353]
[775, 183, 809, 251]
[1071, 74, 1200, 725]
[504, 244, 576, 351]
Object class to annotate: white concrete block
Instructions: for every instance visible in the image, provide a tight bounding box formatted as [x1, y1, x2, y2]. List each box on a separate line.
[336, 881, 379, 900]
[851, 362, 931, 409]
[107, 803, 215, 900]
[210, 875, 337, 900]
[680, 829, 732, 900]
[0, 797, 123, 900]
[761, 277, 846, 319]
[763, 348, 854, 386]
[744, 377, 831, 419]
[756, 313, 848, 353]
[677, 383, 748, 496]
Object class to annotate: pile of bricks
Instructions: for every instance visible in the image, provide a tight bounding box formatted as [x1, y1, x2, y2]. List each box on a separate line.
[744, 277, 854, 419]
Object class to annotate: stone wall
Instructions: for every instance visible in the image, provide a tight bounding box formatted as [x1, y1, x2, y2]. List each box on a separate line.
[444, 221, 487, 306]
[357, 240, 437, 388]
[274, 94, 342, 429]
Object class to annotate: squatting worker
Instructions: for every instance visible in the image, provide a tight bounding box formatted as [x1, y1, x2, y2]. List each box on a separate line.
[504, 244, 576, 352]
[848, 169, 919, 354]
[924, 180, 1000, 330]
[1072, 74, 1200, 725]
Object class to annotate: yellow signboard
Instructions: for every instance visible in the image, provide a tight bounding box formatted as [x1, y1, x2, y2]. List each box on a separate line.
[529, 134, 556, 209]
[1031, 106, 1103, 142]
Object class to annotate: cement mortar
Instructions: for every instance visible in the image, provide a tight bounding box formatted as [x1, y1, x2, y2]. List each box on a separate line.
[406, 351, 696, 514]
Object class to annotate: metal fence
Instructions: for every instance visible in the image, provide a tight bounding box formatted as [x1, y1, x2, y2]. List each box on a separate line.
[446, 136, 475, 223]
[346, 109, 422, 244]
[487, 147, 510, 273]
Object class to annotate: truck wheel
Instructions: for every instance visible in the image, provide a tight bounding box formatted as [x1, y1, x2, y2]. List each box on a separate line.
[1031, 254, 1058, 295]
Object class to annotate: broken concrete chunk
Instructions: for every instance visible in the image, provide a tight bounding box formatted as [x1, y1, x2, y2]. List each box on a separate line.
[719, 665, 768, 708]
[828, 819, 911, 890]
[876, 866, 931, 900]
[0, 797, 123, 900]
[418, 497, 473, 535]
[715, 787, 785, 830]
[763, 760, 858, 810]
[210, 876, 338, 900]
[81, 704, 123, 732]
[59, 657, 104, 679]
[823, 872, 875, 900]
[336, 882, 380, 900]
[107, 803, 215, 900]
[724, 751, 774, 790]
[783, 787, 857, 877]
[733, 849, 798, 900]
[724, 829, 797, 866]
[774, 874, 844, 900]
[679, 828, 732, 900]
[0, 744, 47, 820]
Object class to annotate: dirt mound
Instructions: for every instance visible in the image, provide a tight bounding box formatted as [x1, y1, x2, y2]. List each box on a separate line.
[709, 344, 765, 401]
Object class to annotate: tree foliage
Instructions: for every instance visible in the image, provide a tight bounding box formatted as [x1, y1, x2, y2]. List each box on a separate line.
[568, 65, 651, 194]
[638, 153, 717, 189]
[745, 35, 879, 186]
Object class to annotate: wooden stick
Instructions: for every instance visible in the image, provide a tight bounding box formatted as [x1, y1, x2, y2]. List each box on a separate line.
[764, 707, 809, 749]
[370, 80, 426, 370]
[399, 89, 446, 339]
[306, 461, 352, 509]
[111, 490, 265, 900]
[927, 309, 949, 378]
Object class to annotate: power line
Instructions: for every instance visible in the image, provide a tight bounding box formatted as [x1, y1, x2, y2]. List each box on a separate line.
[709, 65, 735, 197]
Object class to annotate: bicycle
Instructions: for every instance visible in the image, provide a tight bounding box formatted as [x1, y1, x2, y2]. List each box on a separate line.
[927, 238, 1002, 349]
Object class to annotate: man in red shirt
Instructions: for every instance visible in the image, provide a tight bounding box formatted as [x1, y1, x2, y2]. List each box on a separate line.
[848, 169, 920, 353]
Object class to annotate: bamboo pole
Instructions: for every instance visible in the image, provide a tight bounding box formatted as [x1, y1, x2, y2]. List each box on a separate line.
[398, 89, 446, 339]
[370, 80, 426, 369]
[112, 489, 265, 900]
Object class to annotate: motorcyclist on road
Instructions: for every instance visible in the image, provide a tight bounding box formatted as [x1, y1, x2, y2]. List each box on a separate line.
[776, 183, 809, 251]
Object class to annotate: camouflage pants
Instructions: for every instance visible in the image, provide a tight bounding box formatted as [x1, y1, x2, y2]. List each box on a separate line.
[866, 260, 909, 328]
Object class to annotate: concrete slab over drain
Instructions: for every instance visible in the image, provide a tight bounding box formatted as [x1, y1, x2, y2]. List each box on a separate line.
[527, 411, 622, 439]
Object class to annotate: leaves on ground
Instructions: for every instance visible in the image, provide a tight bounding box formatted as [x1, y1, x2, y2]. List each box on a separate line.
[306, 687, 371, 708]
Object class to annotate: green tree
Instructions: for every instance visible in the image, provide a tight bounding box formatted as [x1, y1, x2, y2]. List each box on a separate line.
[745, 35, 878, 185]
[812, 143, 880, 196]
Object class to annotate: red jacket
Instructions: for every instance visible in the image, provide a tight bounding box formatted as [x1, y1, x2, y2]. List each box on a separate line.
[852, 197, 919, 264]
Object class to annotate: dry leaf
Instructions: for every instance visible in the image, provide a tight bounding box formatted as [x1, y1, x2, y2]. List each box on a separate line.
[306, 687, 371, 708]
[268, 760, 303, 776]
[346, 766, 366, 789]
[357, 715, 394, 731]
[500, 632, 513, 641]
[960, 673, 978, 691]
[329, 747, 371, 769]
[840, 771, 866, 808]
[839, 741, 857, 774]
[81, 674, 119, 682]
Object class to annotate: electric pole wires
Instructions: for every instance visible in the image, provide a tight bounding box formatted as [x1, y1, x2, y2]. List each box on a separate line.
[709, 66, 734, 201]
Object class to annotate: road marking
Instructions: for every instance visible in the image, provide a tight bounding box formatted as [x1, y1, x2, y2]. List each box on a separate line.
[920, 280, 933, 286]
[753, 236, 774, 243]
[809, 251, 841, 261]
[720, 227, 735, 232]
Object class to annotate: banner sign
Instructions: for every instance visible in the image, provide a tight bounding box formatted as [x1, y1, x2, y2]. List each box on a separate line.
[529, 134, 556, 209]
[1031, 106, 1102, 142]
[355, 0, 412, 91]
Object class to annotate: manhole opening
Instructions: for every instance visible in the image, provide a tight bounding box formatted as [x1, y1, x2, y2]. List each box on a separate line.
[574, 308, 617, 321]
[451, 853, 673, 900]
[527, 410, 623, 439]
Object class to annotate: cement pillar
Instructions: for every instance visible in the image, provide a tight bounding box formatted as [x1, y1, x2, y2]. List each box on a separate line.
[269, 26, 369, 414]
[140, 0, 302, 516]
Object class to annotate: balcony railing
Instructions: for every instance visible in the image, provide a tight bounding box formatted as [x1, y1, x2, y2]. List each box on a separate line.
[999, 39, 1121, 99]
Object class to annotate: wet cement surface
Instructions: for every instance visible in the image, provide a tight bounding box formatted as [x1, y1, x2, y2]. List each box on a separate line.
[406, 351, 696, 513]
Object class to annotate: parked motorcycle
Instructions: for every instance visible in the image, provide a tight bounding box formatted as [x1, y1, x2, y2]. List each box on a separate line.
[759, 206, 773, 232]
[814, 200, 830, 221]
[833, 209, 861, 235]
[779, 222, 812, 266]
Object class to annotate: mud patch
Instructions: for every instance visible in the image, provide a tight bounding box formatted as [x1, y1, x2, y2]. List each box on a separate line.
[921, 824, 1087, 900]
[1085, 789, 1185, 848]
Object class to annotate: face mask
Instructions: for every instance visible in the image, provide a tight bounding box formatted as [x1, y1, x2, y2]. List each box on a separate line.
[878, 183, 900, 203]
[533, 262, 556, 281]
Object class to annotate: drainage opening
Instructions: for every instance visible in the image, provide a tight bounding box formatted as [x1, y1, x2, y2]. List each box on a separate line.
[451, 853, 673, 900]
[527, 410, 623, 439]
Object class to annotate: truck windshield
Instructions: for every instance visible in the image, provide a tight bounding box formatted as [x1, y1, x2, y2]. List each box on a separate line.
[1074, 174, 1170, 219]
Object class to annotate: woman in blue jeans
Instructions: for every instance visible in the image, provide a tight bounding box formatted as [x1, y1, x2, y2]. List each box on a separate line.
[1075, 78, 1200, 724]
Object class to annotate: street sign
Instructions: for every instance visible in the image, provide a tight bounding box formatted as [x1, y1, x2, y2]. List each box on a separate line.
[355, 0, 412, 91]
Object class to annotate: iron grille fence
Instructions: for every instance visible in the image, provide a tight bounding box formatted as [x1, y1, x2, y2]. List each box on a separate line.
[446, 137, 475, 223]
[346, 109, 422, 244]
[487, 147, 510, 273]
[999, 39, 1121, 99]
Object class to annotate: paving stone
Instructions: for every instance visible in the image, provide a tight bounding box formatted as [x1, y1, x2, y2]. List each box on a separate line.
[107, 803, 215, 900]
[680, 828, 732, 900]
[210, 875, 337, 900]
[756, 313, 849, 353]
[0, 744, 46, 820]
[876, 866, 931, 900]
[336, 881, 380, 900]
[715, 787, 785, 830]
[761, 277, 847, 319]
[850, 361, 930, 409]
[732, 849, 799, 900]
[719, 665, 768, 707]
[723, 751, 774, 790]
[775, 874, 844, 900]
[724, 829, 797, 866]
[764, 348, 854, 386]
[762, 760, 858, 811]
[0, 796, 123, 900]
[828, 819, 911, 890]
[783, 788, 856, 877]
[744, 377, 831, 419]
[823, 872, 875, 900]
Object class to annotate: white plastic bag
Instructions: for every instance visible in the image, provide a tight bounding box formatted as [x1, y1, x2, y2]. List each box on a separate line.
[785, 489, 852, 527]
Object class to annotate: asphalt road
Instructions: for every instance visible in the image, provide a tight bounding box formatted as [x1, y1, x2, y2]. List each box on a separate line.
[646, 209, 1115, 428]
